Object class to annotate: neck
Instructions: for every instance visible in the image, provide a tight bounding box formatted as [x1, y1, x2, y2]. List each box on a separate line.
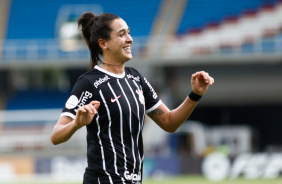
[100, 61, 125, 74]
[101, 61, 123, 67]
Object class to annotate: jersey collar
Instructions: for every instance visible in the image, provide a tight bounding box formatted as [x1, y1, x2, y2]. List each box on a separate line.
[94, 65, 125, 78]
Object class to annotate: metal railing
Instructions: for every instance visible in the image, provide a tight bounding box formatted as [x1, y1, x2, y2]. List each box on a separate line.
[1, 35, 282, 66]
[0, 109, 87, 153]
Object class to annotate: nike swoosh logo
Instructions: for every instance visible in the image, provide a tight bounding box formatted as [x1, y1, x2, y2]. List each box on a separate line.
[111, 95, 121, 103]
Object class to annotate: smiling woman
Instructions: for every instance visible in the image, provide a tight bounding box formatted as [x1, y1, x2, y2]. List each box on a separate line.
[50, 12, 214, 184]
[98, 18, 133, 69]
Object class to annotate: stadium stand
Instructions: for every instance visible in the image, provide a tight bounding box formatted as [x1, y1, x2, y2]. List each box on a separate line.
[177, 0, 278, 34]
[2, 0, 282, 61]
[167, 0, 282, 57]
[6, 0, 161, 39]
[2, 0, 162, 60]
[3, 0, 161, 58]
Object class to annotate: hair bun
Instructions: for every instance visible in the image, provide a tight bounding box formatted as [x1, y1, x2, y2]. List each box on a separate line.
[78, 12, 97, 46]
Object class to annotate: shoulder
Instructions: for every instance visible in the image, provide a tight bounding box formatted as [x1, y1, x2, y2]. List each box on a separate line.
[125, 67, 141, 75]
[82, 68, 102, 78]
[73, 68, 106, 88]
[125, 66, 144, 79]
[78, 68, 108, 81]
[125, 67, 144, 83]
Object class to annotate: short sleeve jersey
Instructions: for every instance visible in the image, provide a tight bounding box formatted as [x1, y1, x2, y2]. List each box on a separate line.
[61, 65, 162, 184]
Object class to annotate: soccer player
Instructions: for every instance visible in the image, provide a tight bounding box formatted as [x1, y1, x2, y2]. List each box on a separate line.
[50, 12, 214, 184]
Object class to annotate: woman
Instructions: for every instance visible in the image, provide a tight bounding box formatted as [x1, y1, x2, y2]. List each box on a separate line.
[50, 12, 214, 184]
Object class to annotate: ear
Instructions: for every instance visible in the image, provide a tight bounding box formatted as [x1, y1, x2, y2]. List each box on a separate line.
[98, 38, 107, 50]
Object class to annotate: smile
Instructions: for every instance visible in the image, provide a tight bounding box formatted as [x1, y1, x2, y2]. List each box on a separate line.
[123, 45, 131, 53]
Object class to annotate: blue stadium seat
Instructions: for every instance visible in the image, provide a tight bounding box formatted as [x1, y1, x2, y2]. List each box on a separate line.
[6, 90, 70, 110]
[177, 0, 279, 35]
[7, 0, 162, 39]
[4, 0, 161, 59]
[241, 42, 256, 54]
[261, 36, 276, 52]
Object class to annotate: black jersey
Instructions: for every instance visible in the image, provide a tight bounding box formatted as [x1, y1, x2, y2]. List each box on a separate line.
[61, 65, 161, 184]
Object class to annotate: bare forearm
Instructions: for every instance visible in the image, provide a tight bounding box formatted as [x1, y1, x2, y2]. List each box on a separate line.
[148, 71, 214, 133]
[51, 101, 100, 145]
[50, 117, 80, 145]
[168, 97, 198, 132]
[148, 97, 198, 133]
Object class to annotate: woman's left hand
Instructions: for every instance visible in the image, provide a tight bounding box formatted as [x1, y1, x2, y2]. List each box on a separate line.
[191, 71, 214, 96]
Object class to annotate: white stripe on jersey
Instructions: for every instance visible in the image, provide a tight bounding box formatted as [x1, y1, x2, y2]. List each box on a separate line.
[95, 112, 113, 184]
[132, 80, 146, 128]
[99, 90, 119, 176]
[60, 112, 76, 119]
[107, 82, 128, 171]
[131, 81, 145, 175]
[117, 79, 137, 173]
[125, 79, 143, 174]
[146, 100, 162, 113]
[131, 80, 146, 174]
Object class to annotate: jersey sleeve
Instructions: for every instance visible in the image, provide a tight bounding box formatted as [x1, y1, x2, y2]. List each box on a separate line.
[141, 77, 162, 114]
[61, 76, 94, 119]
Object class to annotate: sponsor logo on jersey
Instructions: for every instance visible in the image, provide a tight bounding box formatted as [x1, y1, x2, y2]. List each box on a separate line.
[94, 75, 110, 88]
[111, 95, 121, 103]
[144, 77, 158, 99]
[127, 74, 140, 82]
[65, 91, 93, 111]
[136, 89, 145, 104]
[74, 91, 93, 112]
[124, 171, 141, 182]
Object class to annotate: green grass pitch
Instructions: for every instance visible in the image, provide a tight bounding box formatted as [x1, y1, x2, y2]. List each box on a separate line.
[2, 175, 282, 184]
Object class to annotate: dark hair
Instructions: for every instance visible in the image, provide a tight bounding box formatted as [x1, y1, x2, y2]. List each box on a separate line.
[78, 12, 120, 70]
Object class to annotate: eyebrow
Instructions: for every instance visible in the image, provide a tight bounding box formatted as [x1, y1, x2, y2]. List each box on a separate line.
[117, 28, 130, 34]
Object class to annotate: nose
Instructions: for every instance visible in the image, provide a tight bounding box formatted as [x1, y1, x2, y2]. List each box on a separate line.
[126, 34, 133, 43]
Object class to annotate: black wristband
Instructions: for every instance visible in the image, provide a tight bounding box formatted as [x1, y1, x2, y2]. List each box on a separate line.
[189, 91, 202, 101]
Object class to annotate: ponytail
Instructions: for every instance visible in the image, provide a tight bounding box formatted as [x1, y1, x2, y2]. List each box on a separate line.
[78, 12, 120, 70]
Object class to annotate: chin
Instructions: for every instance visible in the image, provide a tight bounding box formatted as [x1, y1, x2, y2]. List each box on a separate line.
[125, 54, 132, 61]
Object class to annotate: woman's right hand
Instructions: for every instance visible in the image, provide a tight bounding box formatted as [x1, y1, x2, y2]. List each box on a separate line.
[74, 101, 100, 128]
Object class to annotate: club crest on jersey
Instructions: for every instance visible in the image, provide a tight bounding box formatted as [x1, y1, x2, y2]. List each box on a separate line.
[136, 89, 145, 104]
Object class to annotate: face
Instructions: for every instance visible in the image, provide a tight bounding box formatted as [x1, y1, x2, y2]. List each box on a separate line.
[104, 18, 133, 63]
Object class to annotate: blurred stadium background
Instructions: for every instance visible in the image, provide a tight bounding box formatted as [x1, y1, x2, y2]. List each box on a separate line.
[0, 0, 282, 183]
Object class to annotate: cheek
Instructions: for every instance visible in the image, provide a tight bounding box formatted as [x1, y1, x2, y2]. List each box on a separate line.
[111, 40, 121, 47]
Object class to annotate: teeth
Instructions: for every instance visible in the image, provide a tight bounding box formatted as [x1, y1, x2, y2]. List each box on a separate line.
[124, 46, 131, 50]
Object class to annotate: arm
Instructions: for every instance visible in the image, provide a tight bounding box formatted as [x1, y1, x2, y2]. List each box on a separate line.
[147, 71, 214, 133]
[50, 101, 100, 145]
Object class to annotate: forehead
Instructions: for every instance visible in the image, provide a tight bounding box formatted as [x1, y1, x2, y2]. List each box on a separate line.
[110, 18, 129, 32]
